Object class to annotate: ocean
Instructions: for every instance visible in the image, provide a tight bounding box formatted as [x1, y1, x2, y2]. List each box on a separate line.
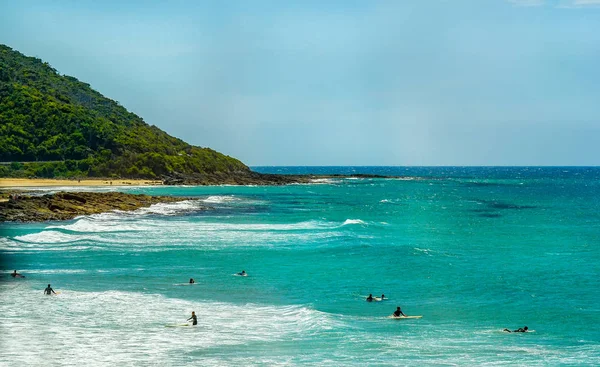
[1, 167, 599, 366]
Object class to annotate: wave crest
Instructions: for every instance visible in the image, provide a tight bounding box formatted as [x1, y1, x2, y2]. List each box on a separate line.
[342, 219, 366, 226]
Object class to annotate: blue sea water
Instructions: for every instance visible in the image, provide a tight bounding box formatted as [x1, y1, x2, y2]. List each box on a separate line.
[1, 167, 599, 366]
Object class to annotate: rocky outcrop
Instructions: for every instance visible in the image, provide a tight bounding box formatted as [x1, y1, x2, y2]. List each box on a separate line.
[0, 192, 193, 222]
[160, 171, 391, 185]
[160, 171, 307, 185]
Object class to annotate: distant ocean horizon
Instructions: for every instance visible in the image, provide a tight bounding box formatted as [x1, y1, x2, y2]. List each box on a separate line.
[253, 165, 600, 179]
[2, 166, 599, 365]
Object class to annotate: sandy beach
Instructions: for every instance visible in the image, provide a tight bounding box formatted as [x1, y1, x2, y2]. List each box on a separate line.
[0, 178, 163, 188]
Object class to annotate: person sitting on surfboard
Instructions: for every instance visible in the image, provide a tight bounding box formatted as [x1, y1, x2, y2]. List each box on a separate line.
[393, 306, 406, 317]
[11, 270, 24, 278]
[189, 278, 195, 284]
[44, 284, 56, 295]
[187, 311, 197, 325]
[503, 326, 528, 333]
[237, 270, 247, 276]
[366, 294, 374, 302]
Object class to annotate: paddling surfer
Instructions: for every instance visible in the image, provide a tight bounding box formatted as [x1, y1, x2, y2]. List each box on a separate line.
[44, 284, 56, 295]
[504, 326, 528, 333]
[11, 270, 24, 278]
[366, 294, 374, 302]
[393, 306, 406, 317]
[237, 270, 247, 276]
[187, 311, 197, 325]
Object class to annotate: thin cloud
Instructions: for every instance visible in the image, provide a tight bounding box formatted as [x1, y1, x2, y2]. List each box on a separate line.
[507, 0, 544, 6]
[559, 0, 600, 6]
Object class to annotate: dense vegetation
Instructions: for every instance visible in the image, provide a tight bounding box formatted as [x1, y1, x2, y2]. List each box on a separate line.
[0, 44, 249, 179]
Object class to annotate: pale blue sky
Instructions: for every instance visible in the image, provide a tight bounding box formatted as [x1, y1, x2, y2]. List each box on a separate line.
[1, 0, 599, 165]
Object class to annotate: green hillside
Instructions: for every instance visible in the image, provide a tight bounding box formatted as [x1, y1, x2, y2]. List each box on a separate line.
[0, 44, 249, 179]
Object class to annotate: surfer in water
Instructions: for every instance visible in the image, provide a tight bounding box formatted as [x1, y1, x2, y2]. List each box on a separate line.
[393, 306, 406, 317]
[366, 294, 374, 302]
[504, 326, 528, 333]
[187, 311, 197, 325]
[44, 284, 56, 295]
[189, 278, 195, 284]
[380, 294, 386, 300]
[11, 270, 25, 278]
[237, 270, 247, 276]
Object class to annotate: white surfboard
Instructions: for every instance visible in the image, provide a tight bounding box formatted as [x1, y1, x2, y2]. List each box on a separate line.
[389, 315, 422, 319]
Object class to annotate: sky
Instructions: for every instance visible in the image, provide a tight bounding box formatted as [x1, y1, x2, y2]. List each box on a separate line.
[1, 0, 599, 166]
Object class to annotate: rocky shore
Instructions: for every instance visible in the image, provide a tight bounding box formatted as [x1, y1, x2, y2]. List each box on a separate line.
[0, 173, 398, 222]
[160, 171, 391, 185]
[0, 192, 192, 222]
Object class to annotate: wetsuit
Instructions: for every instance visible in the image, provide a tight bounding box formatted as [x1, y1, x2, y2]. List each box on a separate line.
[44, 286, 55, 295]
[393, 309, 405, 317]
[188, 314, 197, 325]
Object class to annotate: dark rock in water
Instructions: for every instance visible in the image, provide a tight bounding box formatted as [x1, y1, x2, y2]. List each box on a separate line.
[160, 171, 398, 186]
[0, 191, 193, 222]
[160, 171, 307, 186]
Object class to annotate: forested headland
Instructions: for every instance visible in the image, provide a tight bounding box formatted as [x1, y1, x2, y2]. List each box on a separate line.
[0, 44, 295, 184]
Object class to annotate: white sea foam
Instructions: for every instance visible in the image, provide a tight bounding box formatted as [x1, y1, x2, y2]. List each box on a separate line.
[14, 231, 105, 244]
[0, 286, 342, 366]
[2, 268, 88, 274]
[414, 248, 433, 255]
[342, 219, 366, 226]
[379, 198, 402, 204]
[47, 217, 149, 233]
[3, 217, 346, 252]
[202, 195, 239, 204]
[390, 177, 418, 181]
[135, 199, 204, 215]
[43, 200, 205, 234]
[310, 178, 336, 184]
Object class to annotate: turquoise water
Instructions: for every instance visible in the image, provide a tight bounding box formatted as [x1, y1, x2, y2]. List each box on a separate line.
[1, 167, 599, 366]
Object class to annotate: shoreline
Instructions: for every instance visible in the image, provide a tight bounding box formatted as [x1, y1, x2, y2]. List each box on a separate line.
[0, 174, 397, 189]
[0, 191, 193, 222]
[0, 178, 163, 188]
